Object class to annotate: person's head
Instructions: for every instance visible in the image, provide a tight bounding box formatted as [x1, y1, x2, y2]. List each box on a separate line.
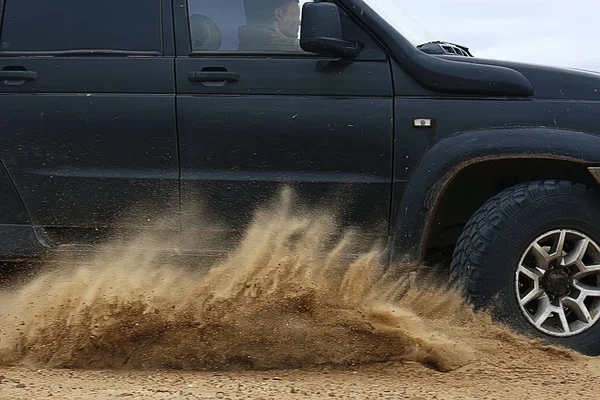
[189, 14, 222, 51]
[244, 0, 300, 38]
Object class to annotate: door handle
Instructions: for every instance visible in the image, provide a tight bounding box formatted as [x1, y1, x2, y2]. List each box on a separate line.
[188, 71, 240, 83]
[0, 71, 38, 81]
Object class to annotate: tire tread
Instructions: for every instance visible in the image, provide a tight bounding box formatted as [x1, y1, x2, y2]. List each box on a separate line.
[449, 179, 594, 305]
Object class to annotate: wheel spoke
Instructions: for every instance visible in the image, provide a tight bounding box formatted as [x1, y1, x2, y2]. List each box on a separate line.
[531, 242, 551, 269]
[563, 296, 592, 324]
[520, 286, 543, 306]
[557, 299, 571, 334]
[533, 293, 552, 327]
[563, 238, 589, 266]
[550, 230, 567, 260]
[572, 281, 600, 297]
[518, 265, 543, 281]
[573, 264, 600, 279]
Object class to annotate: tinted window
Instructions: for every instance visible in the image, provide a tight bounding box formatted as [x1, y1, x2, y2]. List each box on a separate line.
[0, 0, 162, 53]
[186, 0, 386, 59]
[0, 1, 4, 33]
[187, 0, 309, 53]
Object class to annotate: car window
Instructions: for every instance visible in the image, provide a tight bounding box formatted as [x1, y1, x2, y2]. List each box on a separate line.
[0, 1, 4, 33]
[0, 0, 162, 54]
[187, 0, 308, 54]
[186, 0, 386, 59]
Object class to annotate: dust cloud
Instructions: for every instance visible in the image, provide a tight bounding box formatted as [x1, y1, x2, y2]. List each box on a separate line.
[0, 187, 583, 375]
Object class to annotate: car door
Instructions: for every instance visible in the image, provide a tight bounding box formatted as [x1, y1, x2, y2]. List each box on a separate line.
[174, 0, 394, 249]
[0, 0, 178, 249]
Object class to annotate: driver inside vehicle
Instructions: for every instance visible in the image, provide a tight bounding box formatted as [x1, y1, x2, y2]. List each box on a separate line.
[238, 0, 303, 52]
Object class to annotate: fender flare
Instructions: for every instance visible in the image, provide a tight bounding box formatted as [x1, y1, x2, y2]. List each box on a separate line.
[390, 127, 600, 263]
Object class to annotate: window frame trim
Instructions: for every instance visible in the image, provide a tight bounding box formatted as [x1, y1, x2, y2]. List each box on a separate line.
[177, 0, 388, 61]
[0, 0, 166, 56]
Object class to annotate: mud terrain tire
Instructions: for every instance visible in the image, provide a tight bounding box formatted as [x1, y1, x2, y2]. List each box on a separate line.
[450, 180, 600, 356]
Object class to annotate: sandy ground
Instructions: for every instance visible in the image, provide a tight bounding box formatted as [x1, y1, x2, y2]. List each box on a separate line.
[1, 193, 600, 399]
[1, 357, 600, 399]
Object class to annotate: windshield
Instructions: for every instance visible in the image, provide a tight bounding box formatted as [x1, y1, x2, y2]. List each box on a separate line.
[298, 0, 435, 47]
[360, 0, 436, 46]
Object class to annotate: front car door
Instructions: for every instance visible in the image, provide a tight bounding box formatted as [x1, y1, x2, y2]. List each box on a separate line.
[0, 0, 178, 251]
[174, 0, 394, 253]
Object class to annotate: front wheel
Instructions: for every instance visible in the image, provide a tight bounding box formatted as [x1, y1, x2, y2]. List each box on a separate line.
[450, 180, 600, 355]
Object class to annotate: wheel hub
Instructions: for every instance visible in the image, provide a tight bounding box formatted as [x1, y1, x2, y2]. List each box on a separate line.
[515, 229, 600, 337]
[541, 268, 571, 297]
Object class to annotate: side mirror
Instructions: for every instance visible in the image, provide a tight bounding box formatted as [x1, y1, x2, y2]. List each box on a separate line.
[300, 2, 364, 58]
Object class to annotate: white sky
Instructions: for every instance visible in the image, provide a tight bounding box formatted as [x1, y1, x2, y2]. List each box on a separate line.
[301, 0, 599, 71]
[398, 0, 600, 71]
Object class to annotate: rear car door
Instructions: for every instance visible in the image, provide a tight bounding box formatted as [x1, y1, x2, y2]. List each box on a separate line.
[0, 0, 178, 249]
[174, 0, 394, 247]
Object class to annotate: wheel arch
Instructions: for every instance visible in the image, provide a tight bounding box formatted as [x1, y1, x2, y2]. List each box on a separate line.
[390, 127, 600, 264]
[423, 158, 599, 261]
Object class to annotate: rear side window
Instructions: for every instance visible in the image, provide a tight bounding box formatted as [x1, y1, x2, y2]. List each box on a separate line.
[0, 0, 162, 54]
[0, 1, 4, 33]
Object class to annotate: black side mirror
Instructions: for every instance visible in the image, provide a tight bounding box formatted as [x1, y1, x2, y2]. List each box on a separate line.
[300, 2, 364, 58]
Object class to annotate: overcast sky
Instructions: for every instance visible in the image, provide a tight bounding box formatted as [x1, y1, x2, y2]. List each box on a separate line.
[397, 0, 600, 71]
[301, 0, 598, 71]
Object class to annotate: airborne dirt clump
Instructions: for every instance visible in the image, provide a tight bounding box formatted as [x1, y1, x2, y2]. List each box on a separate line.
[0, 187, 599, 398]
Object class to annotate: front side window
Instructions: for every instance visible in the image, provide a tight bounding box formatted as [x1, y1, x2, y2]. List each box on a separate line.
[0, 0, 162, 54]
[186, 0, 385, 59]
[187, 0, 309, 54]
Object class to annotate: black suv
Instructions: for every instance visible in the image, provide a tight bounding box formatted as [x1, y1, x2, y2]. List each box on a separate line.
[1, 0, 600, 355]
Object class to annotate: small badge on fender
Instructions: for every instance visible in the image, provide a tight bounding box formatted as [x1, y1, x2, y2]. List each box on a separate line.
[413, 118, 433, 127]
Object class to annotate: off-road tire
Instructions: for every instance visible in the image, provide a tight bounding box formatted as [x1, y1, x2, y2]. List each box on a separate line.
[450, 179, 600, 356]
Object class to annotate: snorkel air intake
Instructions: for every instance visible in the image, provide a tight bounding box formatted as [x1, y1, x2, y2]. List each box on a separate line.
[417, 41, 473, 57]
